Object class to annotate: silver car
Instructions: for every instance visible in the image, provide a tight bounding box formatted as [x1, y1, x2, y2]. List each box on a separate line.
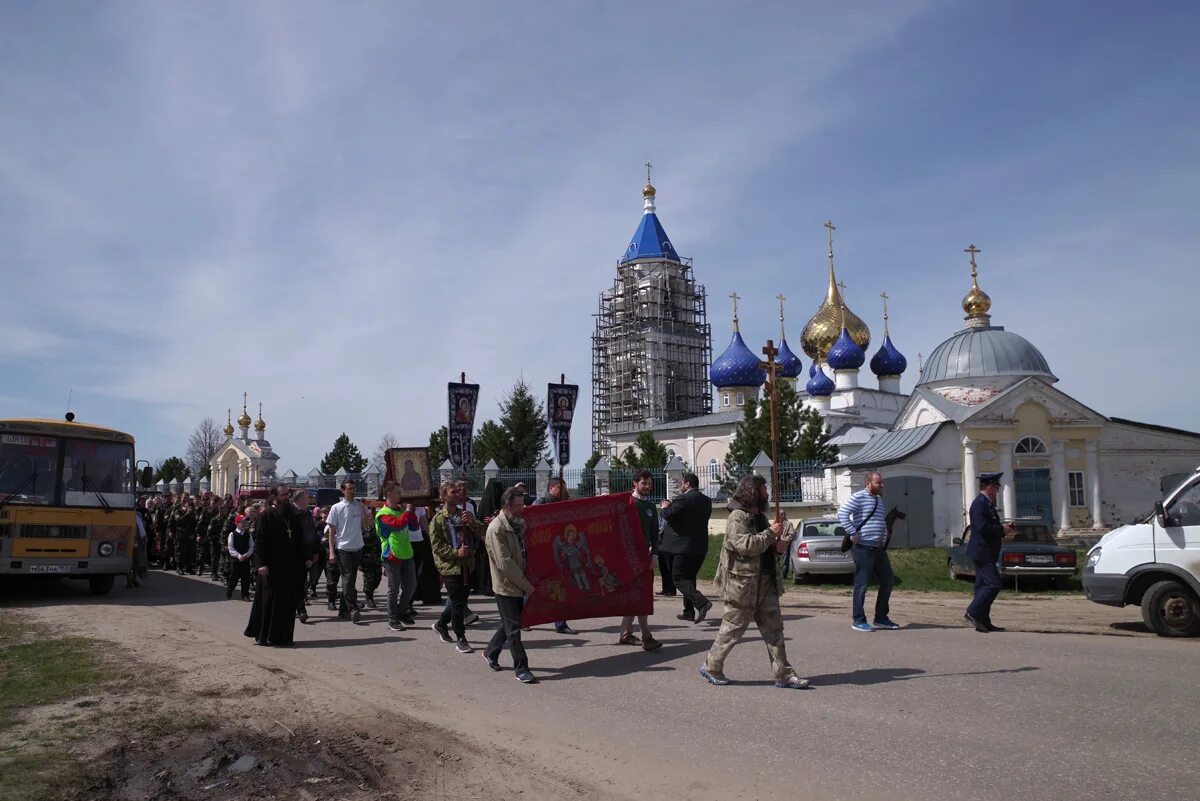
[787, 517, 854, 582]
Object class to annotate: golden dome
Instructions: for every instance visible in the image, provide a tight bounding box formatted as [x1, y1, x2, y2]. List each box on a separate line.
[642, 182, 656, 198]
[223, 410, 235, 437]
[237, 409, 252, 428]
[254, 402, 266, 432]
[800, 252, 870, 360]
[961, 244, 991, 318]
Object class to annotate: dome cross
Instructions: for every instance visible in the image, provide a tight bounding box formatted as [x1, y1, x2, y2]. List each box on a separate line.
[881, 291, 890, 336]
[729, 292, 741, 331]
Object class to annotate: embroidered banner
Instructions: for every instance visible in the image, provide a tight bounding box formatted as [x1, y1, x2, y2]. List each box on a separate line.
[546, 382, 578, 467]
[447, 382, 480, 471]
[520, 493, 653, 627]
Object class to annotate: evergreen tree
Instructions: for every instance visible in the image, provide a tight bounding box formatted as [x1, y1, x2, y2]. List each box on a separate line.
[320, 433, 368, 475]
[155, 456, 191, 484]
[723, 380, 821, 473]
[796, 405, 839, 463]
[496, 379, 548, 469]
[613, 431, 669, 469]
[471, 420, 508, 468]
[427, 426, 449, 469]
[574, 450, 602, 496]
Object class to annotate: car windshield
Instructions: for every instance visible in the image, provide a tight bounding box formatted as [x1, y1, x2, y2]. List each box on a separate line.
[61, 439, 135, 508]
[0, 433, 59, 506]
[800, 520, 845, 538]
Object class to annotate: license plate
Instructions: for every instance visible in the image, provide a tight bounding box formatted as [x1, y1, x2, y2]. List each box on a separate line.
[815, 550, 844, 560]
[29, 564, 70, 574]
[1025, 555, 1053, 564]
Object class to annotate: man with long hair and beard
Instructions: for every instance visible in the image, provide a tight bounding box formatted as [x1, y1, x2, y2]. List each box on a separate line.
[244, 484, 305, 647]
[700, 474, 808, 689]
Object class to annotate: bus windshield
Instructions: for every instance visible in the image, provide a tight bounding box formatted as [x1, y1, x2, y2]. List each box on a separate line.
[0, 433, 59, 506]
[61, 439, 135, 509]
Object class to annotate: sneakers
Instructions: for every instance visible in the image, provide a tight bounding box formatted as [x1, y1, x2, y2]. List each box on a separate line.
[964, 613, 990, 633]
[554, 623, 577, 635]
[464, 611, 481, 626]
[699, 666, 731, 686]
[873, 619, 901, 630]
[388, 620, 406, 632]
[642, 636, 663, 652]
[775, 674, 811, 690]
[455, 639, 473, 654]
[694, 599, 713, 624]
[351, 608, 361, 624]
[400, 614, 416, 626]
[851, 622, 874, 632]
[618, 633, 642, 647]
[364, 595, 377, 609]
[432, 622, 454, 644]
[483, 654, 502, 672]
[515, 670, 537, 684]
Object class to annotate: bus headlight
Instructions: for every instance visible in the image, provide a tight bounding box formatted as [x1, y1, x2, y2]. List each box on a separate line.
[98, 542, 115, 557]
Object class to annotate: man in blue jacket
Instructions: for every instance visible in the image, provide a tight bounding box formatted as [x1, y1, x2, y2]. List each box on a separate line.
[965, 472, 1016, 632]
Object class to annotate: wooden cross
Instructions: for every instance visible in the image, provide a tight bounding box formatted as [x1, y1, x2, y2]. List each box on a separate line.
[645, 161, 653, 184]
[965, 244, 981, 276]
[760, 340, 782, 524]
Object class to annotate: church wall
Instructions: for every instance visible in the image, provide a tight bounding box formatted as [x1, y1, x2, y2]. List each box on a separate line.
[1098, 423, 1200, 527]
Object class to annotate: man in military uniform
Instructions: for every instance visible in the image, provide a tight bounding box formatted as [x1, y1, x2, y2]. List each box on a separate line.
[700, 473, 808, 689]
[965, 472, 1016, 633]
[174, 495, 198, 575]
[155, 493, 174, 571]
[209, 496, 234, 581]
[194, 496, 213, 576]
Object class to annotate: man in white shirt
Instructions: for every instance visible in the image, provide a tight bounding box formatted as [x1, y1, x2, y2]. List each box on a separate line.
[326, 479, 369, 623]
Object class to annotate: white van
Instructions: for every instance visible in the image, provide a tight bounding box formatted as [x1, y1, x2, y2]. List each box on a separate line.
[1083, 466, 1200, 637]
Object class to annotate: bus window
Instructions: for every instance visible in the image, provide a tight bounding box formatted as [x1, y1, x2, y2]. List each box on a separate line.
[62, 440, 134, 508]
[0, 434, 58, 505]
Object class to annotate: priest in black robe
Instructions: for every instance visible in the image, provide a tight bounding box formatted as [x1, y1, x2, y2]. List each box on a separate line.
[244, 485, 304, 646]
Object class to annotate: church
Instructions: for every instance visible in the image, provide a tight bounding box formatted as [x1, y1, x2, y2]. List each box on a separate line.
[208, 397, 280, 496]
[597, 178, 1200, 545]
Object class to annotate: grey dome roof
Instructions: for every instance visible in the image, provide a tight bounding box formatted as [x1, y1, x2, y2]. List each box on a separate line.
[918, 325, 1055, 384]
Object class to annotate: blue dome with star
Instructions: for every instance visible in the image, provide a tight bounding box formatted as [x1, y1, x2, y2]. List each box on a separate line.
[710, 331, 766, 388]
[869, 334, 908, 377]
[806, 364, 834, 396]
[826, 327, 865, 370]
[774, 339, 804, 379]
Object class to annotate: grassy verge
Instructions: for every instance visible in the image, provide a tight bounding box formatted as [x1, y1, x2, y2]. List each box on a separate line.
[687, 541, 1084, 594]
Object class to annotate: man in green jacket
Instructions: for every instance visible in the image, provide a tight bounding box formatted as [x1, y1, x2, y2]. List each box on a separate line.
[483, 486, 537, 683]
[429, 481, 485, 652]
[375, 482, 418, 632]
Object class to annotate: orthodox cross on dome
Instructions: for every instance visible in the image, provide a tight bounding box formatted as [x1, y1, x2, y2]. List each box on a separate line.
[880, 291, 890, 336]
[242, 392, 248, 413]
[836, 280, 848, 328]
[777, 293, 787, 338]
[965, 244, 982, 277]
[644, 161, 652, 184]
[729, 292, 741, 331]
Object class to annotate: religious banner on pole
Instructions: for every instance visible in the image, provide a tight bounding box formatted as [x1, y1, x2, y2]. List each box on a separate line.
[447, 381, 479, 472]
[547, 382, 579, 468]
[519, 493, 653, 627]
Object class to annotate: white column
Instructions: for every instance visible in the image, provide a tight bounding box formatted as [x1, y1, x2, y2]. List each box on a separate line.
[686, 432, 696, 470]
[1086, 439, 1104, 530]
[962, 436, 978, 518]
[1051, 440, 1069, 533]
[998, 440, 1015, 521]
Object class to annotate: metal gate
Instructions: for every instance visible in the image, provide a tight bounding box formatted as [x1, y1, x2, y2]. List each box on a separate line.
[1015, 469, 1052, 527]
[882, 476, 934, 548]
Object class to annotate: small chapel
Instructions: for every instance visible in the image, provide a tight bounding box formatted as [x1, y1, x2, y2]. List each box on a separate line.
[208, 396, 280, 496]
[598, 179, 1200, 545]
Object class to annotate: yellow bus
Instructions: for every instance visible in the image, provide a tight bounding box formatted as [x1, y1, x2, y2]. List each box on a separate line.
[0, 416, 149, 595]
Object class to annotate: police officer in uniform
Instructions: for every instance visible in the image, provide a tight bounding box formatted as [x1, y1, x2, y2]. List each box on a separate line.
[965, 472, 1016, 632]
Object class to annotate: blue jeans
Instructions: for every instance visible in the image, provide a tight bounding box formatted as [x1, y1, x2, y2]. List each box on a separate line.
[851, 544, 894, 625]
[966, 560, 1002, 623]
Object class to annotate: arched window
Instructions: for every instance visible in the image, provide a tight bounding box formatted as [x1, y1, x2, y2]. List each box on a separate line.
[722, 393, 731, 408]
[667, 448, 676, 461]
[736, 392, 745, 406]
[708, 458, 720, 481]
[1015, 436, 1048, 455]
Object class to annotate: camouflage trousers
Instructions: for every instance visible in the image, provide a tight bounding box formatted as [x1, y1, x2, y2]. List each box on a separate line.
[175, 534, 196, 574]
[704, 584, 793, 681]
[208, 536, 224, 579]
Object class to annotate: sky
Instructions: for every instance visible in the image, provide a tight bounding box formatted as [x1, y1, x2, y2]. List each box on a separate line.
[1, 1, 1198, 472]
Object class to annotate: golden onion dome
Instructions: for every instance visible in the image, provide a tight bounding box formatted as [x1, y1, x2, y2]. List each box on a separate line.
[223, 410, 235, 437]
[800, 266, 871, 361]
[642, 182, 656, 198]
[254, 402, 266, 432]
[237, 409, 252, 428]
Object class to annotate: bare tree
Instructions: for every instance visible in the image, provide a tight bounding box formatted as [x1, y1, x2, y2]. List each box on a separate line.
[186, 417, 224, 480]
[373, 432, 400, 473]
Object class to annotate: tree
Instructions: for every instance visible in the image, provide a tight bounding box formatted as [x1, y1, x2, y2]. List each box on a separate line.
[796, 405, 839, 463]
[724, 379, 835, 474]
[572, 450, 603, 497]
[496, 379, 549, 469]
[155, 456, 191, 484]
[613, 431, 669, 469]
[320, 433, 368, 475]
[373, 432, 400, 472]
[185, 417, 223, 480]
[471, 419, 508, 468]
[427, 426, 449, 469]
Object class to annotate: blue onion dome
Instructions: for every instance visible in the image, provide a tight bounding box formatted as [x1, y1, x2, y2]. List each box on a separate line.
[806, 364, 835, 396]
[808, 362, 817, 378]
[710, 331, 767, 388]
[826, 327, 865, 370]
[869, 334, 908, 377]
[774, 339, 804, 379]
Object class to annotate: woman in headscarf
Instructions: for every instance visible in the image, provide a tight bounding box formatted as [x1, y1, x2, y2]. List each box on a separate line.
[472, 478, 505, 597]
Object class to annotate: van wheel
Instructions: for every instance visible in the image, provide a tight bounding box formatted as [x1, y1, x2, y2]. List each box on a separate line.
[1141, 581, 1200, 637]
[88, 575, 115, 596]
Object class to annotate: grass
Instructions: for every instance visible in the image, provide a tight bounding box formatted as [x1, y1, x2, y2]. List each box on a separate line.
[689, 541, 1085, 595]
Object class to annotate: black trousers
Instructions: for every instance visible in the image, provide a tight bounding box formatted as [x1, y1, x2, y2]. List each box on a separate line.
[485, 594, 528, 673]
[668, 552, 708, 616]
[227, 559, 251, 598]
[411, 538, 442, 605]
[437, 574, 469, 639]
[967, 559, 1003, 623]
[657, 551, 677, 595]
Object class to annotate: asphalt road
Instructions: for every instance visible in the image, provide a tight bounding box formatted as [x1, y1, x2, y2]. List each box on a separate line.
[8, 572, 1199, 801]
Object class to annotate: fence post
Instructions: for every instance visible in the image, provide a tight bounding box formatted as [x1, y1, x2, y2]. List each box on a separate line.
[594, 457, 611, 495]
[438, 459, 456, 487]
[483, 459, 500, 488]
[664, 454, 685, 499]
[751, 451, 775, 502]
[535, 458, 552, 499]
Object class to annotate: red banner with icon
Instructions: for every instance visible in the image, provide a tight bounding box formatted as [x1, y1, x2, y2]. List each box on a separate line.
[519, 492, 653, 627]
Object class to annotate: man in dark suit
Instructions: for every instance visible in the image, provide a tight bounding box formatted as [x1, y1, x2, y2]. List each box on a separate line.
[965, 472, 1016, 633]
[659, 472, 714, 623]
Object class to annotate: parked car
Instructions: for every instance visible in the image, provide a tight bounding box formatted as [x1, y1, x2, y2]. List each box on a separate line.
[788, 517, 854, 582]
[948, 520, 1077, 588]
[1083, 465, 1200, 637]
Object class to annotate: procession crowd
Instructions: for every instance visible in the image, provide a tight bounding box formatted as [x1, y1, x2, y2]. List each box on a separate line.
[133, 467, 1013, 687]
